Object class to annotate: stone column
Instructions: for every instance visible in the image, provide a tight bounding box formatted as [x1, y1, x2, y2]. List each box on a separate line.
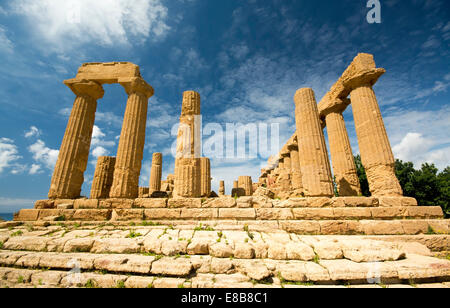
[174, 158, 201, 198]
[233, 181, 239, 189]
[288, 142, 303, 192]
[49, 80, 104, 199]
[294, 88, 334, 197]
[350, 83, 402, 196]
[90, 156, 116, 199]
[149, 153, 163, 193]
[324, 103, 361, 196]
[138, 187, 149, 198]
[200, 157, 211, 197]
[110, 77, 154, 199]
[173, 91, 202, 198]
[219, 181, 225, 196]
[238, 176, 253, 196]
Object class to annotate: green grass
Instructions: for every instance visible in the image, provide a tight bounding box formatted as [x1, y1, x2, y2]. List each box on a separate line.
[85, 279, 98, 288]
[141, 221, 161, 227]
[11, 230, 23, 237]
[126, 230, 143, 238]
[194, 223, 215, 232]
[0, 241, 3, 249]
[312, 254, 320, 264]
[116, 280, 125, 288]
[17, 276, 25, 284]
[426, 226, 437, 235]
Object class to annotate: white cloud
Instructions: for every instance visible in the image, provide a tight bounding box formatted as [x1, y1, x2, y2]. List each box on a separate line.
[0, 25, 14, 54]
[92, 146, 109, 159]
[0, 138, 22, 174]
[29, 164, 42, 175]
[0, 197, 35, 212]
[28, 139, 59, 170]
[24, 126, 41, 138]
[91, 125, 115, 148]
[10, 0, 171, 53]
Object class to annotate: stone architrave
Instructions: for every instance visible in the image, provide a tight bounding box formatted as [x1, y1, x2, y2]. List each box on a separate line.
[49, 80, 104, 199]
[90, 156, 116, 199]
[110, 77, 154, 199]
[294, 88, 334, 197]
[149, 153, 163, 193]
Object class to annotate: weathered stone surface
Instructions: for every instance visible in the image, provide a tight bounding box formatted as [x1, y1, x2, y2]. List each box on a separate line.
[71, 209, 111, 221]
[144, 209, 181, 220]
[63, 238, 95, 253]
[238, 176, 253, 196]
[91, 238, 141, 254]
[168, 198, 202, 208]
[253, 187, 275, 199]
[181, 208, 218, 219]
[34, 200, 55, 209]
[14, 209, 40, 221]
[4, 236, 48, 251]
[209, 243, 234, 258]
[134, 198, 167, 208]
[200, 157, 211, 197]
[74, 199, 99, 209]
[219, 208, 256, 219]
[111, 209, 144, 221]
[150, 257, 193, 276]
[90, 156, 116, 199]
[203, 197, 236, 208]
[149, 153, 162, 193]
[211, 258, 233, 274]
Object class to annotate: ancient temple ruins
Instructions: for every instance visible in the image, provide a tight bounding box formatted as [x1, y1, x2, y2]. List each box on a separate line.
[4, 54, 449, 289]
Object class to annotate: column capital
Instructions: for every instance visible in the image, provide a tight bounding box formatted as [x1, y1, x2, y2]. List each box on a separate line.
[119, 77, 154, 98]
[343, 68, 385, 90]
[64, 79, 104, 100]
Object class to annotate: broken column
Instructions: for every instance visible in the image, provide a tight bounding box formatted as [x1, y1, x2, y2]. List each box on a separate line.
[219, 181, 225, 196]
[110, 77, 154, 199]
[294, 88, 334, 197]
[149, 153, 163, 194]
[238, 176, 253, 196]
[200, 157, 211, 197]
[90, 156, 116, 199]
[49, 80, 104, 199]
[173, 91, 202, 198]
[323, 100, 361, 196]
[349, 75, 402, 196]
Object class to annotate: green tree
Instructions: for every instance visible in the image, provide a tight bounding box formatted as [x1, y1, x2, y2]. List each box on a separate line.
[354, 155, 370, 197]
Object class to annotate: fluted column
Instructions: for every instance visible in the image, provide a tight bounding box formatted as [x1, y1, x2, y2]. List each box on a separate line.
[324, 104, 361, 196]
[294, 88, 334, 197]
[149, 153, 163, 193]
[200, 157, 211, 197]
[90, 156, 116, 199]
[110, 77, 154, 198]
[219, 181, 225, 196]
[288, 142, 303, 192]
[350, 84, 402, 196]
[176, 91, 201, 159]
[49, 80, 104, 199]
[174, 158, 201, 198]
[238, 176, 253, 196]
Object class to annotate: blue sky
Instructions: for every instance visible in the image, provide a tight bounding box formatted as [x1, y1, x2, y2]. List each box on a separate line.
[0, 0, 449, 212]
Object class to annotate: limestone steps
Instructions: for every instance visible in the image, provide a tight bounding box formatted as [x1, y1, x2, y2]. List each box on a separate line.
[0, 251, 449, 288]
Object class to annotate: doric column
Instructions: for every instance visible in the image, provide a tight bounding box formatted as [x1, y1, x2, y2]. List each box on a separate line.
[350, 81, 402, 196]
[288, 140, 303, 192]
[90, 156, 116, 199]
[200, 157, 211, 197]
[219, 181, 225, 196]
[238, 176, 253, 196]
[110, 77, 154, 199]
[294, 88, 334, 197]
[49, 80, 104, 199]
[138, 187, 149, 198]
[149, 153, 163, 193]
[323, 101, 361, 196]
[176, 91, 201, 159]
[174, 158, 201, 198]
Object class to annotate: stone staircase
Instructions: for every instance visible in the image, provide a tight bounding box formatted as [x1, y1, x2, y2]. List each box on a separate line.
[4, 196, 448, 288]
[0, 220, 449, 288]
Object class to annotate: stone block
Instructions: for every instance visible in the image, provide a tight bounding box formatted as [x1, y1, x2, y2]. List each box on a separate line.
[279, 221, 321, 235]
[332, 197, 378, 207]
[108, 198, 134, 209]
[203, 197, 236, 208]
[306, 197, 332, 208]
[292, 208, 334, 220]
[218, 208, 256, 219]
[361, 220, 404, 235]
[14, 209, 40, 221]
[71, 210, 111, 221]
[150, 257, 193, 276]
[378, 197, 418, 207]
[134, 198, 167, 208]
[405, 206, 444, 219]
[180, 208, 218, 219]
[168, 198, 202, 208]
[256, 208, 294, 220]
[144, 209, 181, 220]
[111, 209, 144, 221]
[34, 200, 55, 209]
[371, 207, 408, 219]
[332, 208, 372, 220]
[73, 199, 99, 209]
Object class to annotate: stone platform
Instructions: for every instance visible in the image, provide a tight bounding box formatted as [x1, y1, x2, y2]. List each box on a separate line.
[0, 222, 449, 288]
